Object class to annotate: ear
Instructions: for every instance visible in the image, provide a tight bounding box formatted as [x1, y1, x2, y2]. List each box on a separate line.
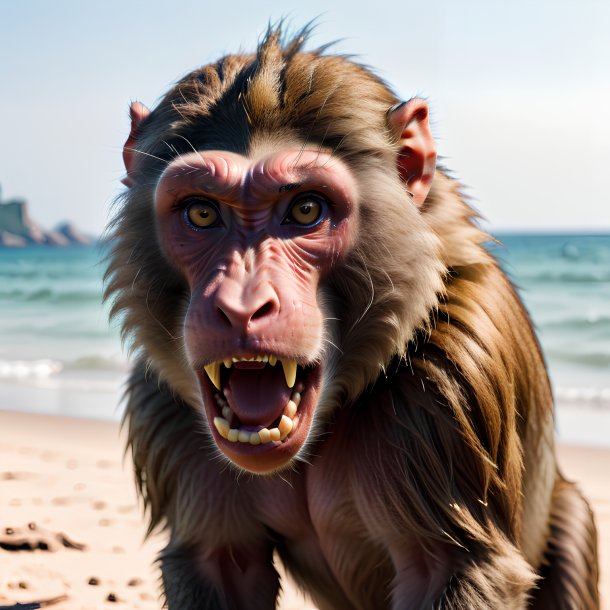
[121, 101, 151, 187]
[388, 98, 436, 206]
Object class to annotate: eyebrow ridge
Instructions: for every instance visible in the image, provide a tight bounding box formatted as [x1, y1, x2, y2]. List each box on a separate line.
[278, 183, 302, 193]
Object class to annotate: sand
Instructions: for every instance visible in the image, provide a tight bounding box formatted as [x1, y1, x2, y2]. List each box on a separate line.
[0, 410, 607, 609]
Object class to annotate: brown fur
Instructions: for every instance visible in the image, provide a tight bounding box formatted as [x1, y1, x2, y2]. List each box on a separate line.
[105, 26, 599, 609]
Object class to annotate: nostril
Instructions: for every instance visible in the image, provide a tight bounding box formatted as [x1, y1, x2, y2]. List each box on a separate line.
[214, 296, 277, 330]
[216, 307, 233, 328]
[251, 301, 275, 320]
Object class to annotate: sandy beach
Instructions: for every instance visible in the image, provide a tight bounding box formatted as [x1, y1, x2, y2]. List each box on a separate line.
[0, 409, 608, 609]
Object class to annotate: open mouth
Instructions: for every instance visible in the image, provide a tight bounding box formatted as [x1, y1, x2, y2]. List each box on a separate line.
[198, 354, 321, 472]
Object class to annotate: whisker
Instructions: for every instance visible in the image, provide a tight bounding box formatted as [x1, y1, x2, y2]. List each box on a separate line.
[349, 250, 375, 331]
[124, 147, 168, 164]
[162, 140, 200, 171]
[321, 337, 343, 355]
[174, 133, 202, 157]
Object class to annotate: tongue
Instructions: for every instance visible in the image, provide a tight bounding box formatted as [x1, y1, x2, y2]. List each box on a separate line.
[226, 366, 291, 427]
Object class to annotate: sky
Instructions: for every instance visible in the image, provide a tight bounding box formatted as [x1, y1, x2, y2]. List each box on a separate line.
[1, 0, 609, 235]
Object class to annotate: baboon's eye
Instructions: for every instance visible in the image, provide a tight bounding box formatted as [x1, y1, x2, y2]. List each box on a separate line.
[183, 198, 223, 229]
[283, 193, 326, 227]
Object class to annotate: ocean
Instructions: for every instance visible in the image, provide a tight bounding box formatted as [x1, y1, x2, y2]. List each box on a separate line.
[0, 245, 127, 421]
[1, 235, 609, 445]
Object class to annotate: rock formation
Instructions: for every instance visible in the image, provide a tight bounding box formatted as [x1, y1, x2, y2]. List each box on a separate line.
[0, 186, 94, 247]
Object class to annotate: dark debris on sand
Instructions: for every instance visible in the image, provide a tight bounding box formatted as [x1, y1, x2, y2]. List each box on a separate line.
[0, 525, 86, 552]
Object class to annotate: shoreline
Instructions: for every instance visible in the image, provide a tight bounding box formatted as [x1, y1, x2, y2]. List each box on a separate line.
[2, 380, 610, 448]
[0, 410, 608, 609]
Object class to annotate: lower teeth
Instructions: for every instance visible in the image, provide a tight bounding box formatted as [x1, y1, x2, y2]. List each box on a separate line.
[212, 391, 301, 445]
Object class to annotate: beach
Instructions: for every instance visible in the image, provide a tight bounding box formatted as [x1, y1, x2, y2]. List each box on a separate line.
[0, 410, 319, 610]
[0, 409, 608, 609]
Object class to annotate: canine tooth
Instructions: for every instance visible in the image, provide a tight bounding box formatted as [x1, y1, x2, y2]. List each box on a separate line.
[223, 359, 232, 368]
[204, 362, 221, 390]
[213, 417, 230, 439]
[278, 415, 293, 439]
[258, 428, 271, 444]
[269, 428, 281, 442]
[228, 429, 239, 442]
[238, 430, 251, 443]
[281, 360, 297, 388]
[285, 400, 297, 418]
[292, 391, 301, 406]
[269, 355, 277, 366]
[249, 432, 261, 445]
[222, 406, 232, 420]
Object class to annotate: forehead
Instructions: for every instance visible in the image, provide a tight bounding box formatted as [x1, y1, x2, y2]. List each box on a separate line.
[161, 146, 350, 188]
[154, 144, 358, 213]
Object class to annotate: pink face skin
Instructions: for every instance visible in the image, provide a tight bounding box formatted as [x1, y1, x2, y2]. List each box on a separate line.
[155, 148, 358, 473]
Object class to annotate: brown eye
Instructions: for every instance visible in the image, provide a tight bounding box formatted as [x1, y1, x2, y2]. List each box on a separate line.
[284, 193, 325, 227]
[183, 198, 222, 229]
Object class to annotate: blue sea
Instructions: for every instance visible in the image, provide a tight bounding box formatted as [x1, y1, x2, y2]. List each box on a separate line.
[1, 236, 609, 445]
[0, 245, 127, 421]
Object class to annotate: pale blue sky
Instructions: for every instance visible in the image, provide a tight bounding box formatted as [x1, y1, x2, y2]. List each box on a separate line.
[1, 0, 609, 234]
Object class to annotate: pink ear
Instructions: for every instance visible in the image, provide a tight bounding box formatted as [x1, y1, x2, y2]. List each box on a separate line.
[388, 98, 436, 206]
[121, 101, 151, 187]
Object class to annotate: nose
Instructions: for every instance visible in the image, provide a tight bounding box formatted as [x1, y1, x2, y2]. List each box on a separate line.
[214, 278, 280, 332]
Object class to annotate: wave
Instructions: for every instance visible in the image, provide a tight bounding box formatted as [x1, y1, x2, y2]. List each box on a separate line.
[0, 269, 98, 280]
[0, 359, 64, 380]
[3, 323, 115, 340]
[515, 271, 610, 283]
[0, 356, 127, 380]
[555, 385, 610, 408]
[541, 316, 610, 333]
[64, 355, 128, 372]
[546, 349, 610, 368]
[0, 357, 128, 394]
[0, 287, 103, 304]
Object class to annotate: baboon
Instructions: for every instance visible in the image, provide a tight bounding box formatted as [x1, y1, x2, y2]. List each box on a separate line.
[105, 26, 599, 609]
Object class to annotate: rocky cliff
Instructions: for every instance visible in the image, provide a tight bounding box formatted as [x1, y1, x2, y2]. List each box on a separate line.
[0, 191, 94, 247]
